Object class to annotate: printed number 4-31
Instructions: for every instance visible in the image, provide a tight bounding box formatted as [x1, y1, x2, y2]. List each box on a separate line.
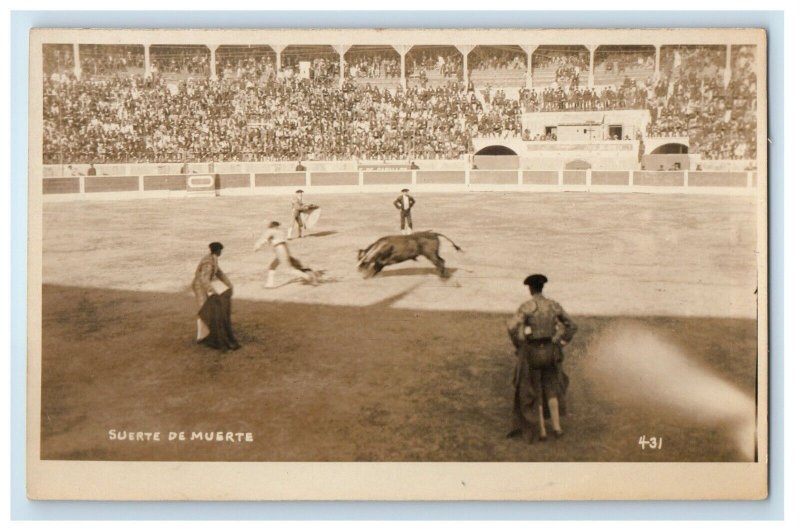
[639, 436, 663, 450]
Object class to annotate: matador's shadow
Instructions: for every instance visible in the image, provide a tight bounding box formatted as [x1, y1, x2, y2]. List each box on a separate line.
[300, 230, 338, 239]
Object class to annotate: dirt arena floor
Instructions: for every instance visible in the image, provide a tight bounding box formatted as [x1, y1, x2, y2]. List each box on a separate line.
[39, 191, 759, 461]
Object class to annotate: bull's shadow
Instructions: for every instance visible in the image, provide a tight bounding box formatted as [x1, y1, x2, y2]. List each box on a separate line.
[375, 267, 458, 279]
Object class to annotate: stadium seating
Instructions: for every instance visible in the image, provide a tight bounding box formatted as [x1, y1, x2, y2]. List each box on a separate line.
[41, 43, 757, 165]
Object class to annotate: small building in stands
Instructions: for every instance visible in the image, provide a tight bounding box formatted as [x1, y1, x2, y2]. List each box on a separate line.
[474, 109, 649, 171]
[521, 109, 649, 143]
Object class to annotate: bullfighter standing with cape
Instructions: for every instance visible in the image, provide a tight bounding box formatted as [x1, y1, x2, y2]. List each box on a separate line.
[506, 274, 577, 443]
[192, 242, 240, 351]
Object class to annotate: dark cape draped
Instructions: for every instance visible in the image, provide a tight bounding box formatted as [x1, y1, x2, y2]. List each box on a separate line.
[198, 290, 240, 351]
[511, 342, 569, 431]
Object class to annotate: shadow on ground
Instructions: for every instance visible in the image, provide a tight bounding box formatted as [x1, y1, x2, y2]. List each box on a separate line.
[301, 230, 338, 238]
[41, 284, 757, 462]
[374, 267, 458, 278]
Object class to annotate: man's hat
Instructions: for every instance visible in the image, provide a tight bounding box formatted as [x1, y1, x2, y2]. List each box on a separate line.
[401, 188, 410, 192]
[295, 189, 304, 193]
[209, 242, 224, 253]
[523, 274, 548, 287]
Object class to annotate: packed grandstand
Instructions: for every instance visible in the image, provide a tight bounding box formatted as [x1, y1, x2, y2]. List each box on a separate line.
[42, 43, 757, 165]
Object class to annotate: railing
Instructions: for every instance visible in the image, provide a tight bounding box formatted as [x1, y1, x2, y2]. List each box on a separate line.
[41, 168, 757, 199]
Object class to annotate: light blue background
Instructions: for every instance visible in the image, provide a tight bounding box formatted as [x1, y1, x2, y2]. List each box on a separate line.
[10, 10, 784, 520]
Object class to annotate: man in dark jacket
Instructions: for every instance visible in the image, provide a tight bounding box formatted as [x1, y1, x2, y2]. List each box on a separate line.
[393, 188, 416, 235]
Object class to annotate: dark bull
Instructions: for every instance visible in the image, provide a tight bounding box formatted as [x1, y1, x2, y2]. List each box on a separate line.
[357, 231, 463, 278]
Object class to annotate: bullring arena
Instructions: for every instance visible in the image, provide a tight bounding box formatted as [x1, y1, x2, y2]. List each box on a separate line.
[35, 29, 762, 463]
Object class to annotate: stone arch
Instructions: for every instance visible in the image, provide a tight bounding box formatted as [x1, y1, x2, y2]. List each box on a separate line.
[651, 143, 689, 155]
[565, 159, 591, 170]
[475, 145, 518, 156]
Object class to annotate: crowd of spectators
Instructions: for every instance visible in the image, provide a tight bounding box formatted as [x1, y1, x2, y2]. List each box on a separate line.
[78, 45, 145, 79]
[659, 45, 725, 81]
[44, 74, 489, 162]
[519, 78, 648, 112]
[645, 45, 756, 159]
[43, 44, 74, 76]
[595, 49, 655, 74]
[217, 47, 276, 81]
[345, 49, 401, 79]
[407, 49, 462, 80]
[468, 47, 526, 71]
[474, 89, 522, 138]
[150, 46, 210, 77]
[533, 50, 589, 86]
[42, 43, 757, 163]
[280, 53, 339, 83]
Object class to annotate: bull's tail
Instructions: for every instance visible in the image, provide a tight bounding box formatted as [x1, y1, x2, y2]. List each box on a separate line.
[433, 232, 463, 252]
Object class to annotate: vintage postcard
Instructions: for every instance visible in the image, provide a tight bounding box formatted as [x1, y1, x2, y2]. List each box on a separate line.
[27, 27, 768, 500]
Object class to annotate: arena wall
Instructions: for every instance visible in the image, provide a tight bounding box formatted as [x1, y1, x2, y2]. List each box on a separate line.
[416, 171, 467, 185]
[632, 171, 685, 187]
[44, 155, 755, 177]
[217, 173, 251, 189]
[688, 171, 749, 187]
[521, 171, 560, 185]
[142, 175, 186, 191]
[255, 173, 305, 187]
[40, 168, 757, 202]
[85, 176, 139, 193]
[309, 172, 360, 187]
[363, 171, 413, 186]
[469, 170, 518, 185]
[590, 171, 631, 186]
[43, 159, 468, 178]
[42, 177, 80, 194]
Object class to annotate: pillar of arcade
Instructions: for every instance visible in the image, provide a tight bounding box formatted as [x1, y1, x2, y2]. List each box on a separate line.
[522, 45, 537, 89]
[392, 44, 409, 90]
[73, 43, 81, 80]
[144, 43, 151, 78]
[587, 44, 598, 88]
[274, 44, 286, 74]
[336, 44, 350, 88]
[724, 43, 732, 87]
[654, 43, 661, 80]
[456, 44, 475, 92]
[209, 44, 218, 80]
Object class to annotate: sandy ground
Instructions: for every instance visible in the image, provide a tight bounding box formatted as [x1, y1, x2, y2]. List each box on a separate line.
[39, 191, 759, 461]
[42, 192, 757, 317]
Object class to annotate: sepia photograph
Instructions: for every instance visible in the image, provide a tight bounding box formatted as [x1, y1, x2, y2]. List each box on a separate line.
[26, 26, 768, 501]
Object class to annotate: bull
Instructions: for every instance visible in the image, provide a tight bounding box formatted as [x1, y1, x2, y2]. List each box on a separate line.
[357, 231, 463, 278]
